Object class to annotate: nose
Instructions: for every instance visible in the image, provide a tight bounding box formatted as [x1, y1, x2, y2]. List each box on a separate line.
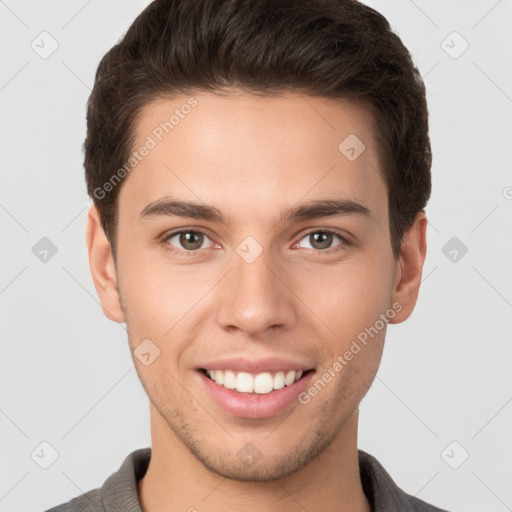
[216, 246, 298, 336]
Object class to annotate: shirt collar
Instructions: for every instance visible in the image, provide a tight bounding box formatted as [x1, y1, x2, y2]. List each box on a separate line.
[99, 447, 438, 512]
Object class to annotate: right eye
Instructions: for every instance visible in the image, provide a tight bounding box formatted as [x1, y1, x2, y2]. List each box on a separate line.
[161, 229, 217, 255]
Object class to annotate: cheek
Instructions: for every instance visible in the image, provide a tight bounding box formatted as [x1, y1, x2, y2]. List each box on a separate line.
[116, 251, 218, 373]
[117, 249, 204, 329]
[295, 256, 394, 341]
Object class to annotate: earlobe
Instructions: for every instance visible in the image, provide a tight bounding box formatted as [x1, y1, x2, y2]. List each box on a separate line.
[389, 211, 428, 324]
[85, 205, 125, 323]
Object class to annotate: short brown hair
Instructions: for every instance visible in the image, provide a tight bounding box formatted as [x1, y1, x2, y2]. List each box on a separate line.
[84, 0, 431, 260]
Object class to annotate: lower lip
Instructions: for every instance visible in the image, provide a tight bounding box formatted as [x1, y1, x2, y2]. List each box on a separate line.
[197, 370, 315, 419]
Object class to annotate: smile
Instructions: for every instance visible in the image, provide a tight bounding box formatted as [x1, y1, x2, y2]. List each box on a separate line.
[201, 369, 306, 394]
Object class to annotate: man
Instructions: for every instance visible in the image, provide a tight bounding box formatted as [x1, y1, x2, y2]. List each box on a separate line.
[46, 0, 450, 510]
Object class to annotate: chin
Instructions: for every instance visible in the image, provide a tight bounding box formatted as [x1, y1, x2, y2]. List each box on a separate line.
[183, 428, 333, 483]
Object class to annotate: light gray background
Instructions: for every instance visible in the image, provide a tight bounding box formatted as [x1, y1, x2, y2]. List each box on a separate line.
[1, 1, 511, 511]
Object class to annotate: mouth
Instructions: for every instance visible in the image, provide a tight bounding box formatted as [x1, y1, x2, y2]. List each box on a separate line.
[196, 357, 317, 419]
[199, 368, 313, 395]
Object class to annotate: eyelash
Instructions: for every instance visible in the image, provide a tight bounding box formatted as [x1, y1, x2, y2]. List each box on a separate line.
[159, 228, 351, 257]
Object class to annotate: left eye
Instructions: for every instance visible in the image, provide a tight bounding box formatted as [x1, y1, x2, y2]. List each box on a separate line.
[166, 231, 212, 251]
[296, 231, 345, 251]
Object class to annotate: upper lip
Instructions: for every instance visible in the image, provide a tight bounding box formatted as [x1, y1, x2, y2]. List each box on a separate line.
[198, 357, 314, 374]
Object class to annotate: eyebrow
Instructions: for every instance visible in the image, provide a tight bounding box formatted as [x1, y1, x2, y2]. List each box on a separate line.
[138, 197, 373, 224]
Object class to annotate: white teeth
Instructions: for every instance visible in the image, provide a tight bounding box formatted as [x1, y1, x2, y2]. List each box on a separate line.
[213, 370, 224, 386]
[274, 371, 285, 389]
[284, 370, 296, 386]
[254, 372, 274, 394]
[223, 370, 236, 389]
[204, 369, 306, 394]
[236, 372, 254, 393]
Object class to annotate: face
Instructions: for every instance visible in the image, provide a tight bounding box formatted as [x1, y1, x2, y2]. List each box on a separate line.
[88, 90, 422, 481]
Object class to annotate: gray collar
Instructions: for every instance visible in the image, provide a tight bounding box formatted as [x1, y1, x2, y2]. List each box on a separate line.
[95, 447, 448, 512]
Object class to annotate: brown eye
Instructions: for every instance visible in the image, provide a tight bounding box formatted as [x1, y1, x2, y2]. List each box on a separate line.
[309, 232, 333, 250]
[180, 231, 204, 250]
[167, 231, 208, 251]
[296, 230, 345, 251]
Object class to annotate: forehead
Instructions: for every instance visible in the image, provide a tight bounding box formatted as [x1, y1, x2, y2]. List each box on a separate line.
[119, 90, 387, 225]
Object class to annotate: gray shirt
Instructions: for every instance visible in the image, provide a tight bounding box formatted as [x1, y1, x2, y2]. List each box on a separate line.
[43, 448, 450, 511]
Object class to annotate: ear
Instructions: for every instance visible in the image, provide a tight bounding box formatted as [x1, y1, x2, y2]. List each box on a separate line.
[85, 204, 125, 323]
[389, 211, 428, 324]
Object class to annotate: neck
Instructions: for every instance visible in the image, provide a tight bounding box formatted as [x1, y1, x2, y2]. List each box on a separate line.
[138, 405, 370, 512]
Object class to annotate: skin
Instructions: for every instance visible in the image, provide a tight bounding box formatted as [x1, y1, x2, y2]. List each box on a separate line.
[86, 89, 427, 512]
